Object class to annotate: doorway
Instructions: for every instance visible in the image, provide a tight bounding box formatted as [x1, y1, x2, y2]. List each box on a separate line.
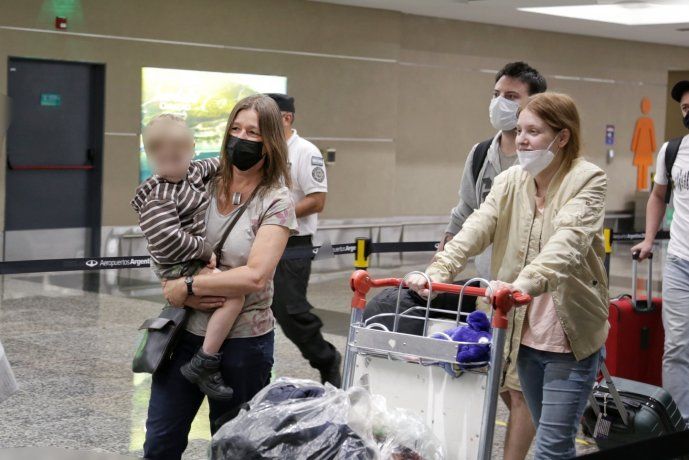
[4, 57, 104, 262]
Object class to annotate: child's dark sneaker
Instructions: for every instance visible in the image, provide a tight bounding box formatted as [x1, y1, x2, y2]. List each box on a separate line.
[180, 349, 234, 400]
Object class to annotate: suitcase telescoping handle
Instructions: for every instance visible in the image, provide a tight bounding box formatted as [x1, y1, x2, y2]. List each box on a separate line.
[631, 251, 654, 312]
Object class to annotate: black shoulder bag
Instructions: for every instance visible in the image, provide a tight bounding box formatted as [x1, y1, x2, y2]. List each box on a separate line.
[132, 188, 258, 374]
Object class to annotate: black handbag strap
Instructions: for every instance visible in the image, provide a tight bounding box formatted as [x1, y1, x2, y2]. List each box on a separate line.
[213, 186, 260, 265]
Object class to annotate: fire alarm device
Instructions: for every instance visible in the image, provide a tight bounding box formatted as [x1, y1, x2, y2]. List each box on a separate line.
[326, 148, 336, 165]
[55, 17, 67, 30]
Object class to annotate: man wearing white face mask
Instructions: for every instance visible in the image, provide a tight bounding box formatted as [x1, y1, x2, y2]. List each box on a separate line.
[441, 61, 547, 259]
[438, 61, 546, 460]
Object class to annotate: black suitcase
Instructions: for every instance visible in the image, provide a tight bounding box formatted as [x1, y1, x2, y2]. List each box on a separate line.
[582, 363, 687, 453]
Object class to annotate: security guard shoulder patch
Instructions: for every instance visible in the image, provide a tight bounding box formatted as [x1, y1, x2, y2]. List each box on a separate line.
[311, 156, 324, 166]
[312, 166, 325, 183]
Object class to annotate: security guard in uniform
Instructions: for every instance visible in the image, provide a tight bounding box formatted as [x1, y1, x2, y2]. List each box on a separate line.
[266, 93, 342, 387]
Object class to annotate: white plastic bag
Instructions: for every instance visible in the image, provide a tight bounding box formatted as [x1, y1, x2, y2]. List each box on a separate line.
[370, 394, 445, 460]
[0, 339, 18, 404]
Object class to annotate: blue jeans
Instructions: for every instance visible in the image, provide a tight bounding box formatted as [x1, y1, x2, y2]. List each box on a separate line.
[517, 345, 600, 460]
[663, 254, 689, 422]
[143, 329, 274, 460]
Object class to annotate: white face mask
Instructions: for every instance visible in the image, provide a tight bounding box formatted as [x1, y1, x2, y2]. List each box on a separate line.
[517, 133, 561, 177]
[489, 96, 520, 131]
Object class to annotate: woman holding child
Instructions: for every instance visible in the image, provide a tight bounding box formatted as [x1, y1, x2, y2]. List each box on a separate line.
[141, 94, 297, 460]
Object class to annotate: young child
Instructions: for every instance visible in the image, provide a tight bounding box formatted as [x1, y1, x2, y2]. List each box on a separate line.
[131, 113, 243, 401]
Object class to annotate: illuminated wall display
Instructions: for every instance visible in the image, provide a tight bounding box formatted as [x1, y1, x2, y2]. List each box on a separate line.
[140, 67, 287, 182]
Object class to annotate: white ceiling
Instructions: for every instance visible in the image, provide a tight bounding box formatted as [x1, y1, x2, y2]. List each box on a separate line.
[310, 0, 689, 47]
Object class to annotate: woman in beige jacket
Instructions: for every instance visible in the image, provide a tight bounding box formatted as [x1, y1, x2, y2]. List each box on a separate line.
[409, 93, 608, 460]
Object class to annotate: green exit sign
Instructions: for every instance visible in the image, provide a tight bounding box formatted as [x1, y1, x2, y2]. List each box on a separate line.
[40, 93, 61, 107]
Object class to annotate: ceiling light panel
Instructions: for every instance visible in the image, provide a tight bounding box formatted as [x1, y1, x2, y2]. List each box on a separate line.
[519, 3, 689, 26]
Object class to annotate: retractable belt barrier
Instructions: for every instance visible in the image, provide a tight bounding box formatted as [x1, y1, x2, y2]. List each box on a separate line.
[0, 230, 669, 275]
[0, 241, 438, 275]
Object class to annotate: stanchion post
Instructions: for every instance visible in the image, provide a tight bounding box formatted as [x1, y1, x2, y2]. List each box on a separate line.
[354, 237, 371, 271]
[345, 239, 371, 389]
[604, 227, 613, 281]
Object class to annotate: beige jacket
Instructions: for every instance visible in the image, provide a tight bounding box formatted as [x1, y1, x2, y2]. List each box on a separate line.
[427, 158, 609, 361]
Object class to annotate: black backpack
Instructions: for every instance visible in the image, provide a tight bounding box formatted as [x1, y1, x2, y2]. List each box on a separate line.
[664, 136, 684, 204]
[470, 138, 494, 189]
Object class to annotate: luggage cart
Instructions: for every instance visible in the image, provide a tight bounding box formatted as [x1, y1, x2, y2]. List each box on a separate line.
[343, 270, 531, 460]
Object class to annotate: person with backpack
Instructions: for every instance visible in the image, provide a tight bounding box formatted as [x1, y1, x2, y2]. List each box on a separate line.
[632, 80, 689, 423]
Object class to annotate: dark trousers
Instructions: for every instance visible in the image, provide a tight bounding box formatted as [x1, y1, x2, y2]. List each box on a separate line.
[143, 330, 274, 460]
[272, 235, 338, 371]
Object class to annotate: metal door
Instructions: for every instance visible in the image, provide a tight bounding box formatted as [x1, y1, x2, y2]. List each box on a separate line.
[4, 57, 104, 261]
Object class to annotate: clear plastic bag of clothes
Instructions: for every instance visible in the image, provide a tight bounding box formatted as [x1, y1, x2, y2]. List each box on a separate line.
[210, 378, 378, 460]
[210, 377, 444, 460]
[370, 394, 444, 460]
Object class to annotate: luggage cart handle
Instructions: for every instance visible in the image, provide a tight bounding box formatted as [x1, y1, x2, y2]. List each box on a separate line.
[349, 270, 531, 329]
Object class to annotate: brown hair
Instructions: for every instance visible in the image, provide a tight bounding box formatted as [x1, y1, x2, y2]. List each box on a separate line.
[521, 92, 582, 172]
[216, 94, 290, 203]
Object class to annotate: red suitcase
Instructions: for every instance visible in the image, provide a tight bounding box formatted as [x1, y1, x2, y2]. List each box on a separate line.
[605, 253, 664, 386]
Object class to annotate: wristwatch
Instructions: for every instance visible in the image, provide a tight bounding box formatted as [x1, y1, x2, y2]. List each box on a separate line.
[184, 276, 194, 296]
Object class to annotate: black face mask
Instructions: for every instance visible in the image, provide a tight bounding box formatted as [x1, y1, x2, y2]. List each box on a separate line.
[226, 136, 264, 171]
[683, 112, 689, 130]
